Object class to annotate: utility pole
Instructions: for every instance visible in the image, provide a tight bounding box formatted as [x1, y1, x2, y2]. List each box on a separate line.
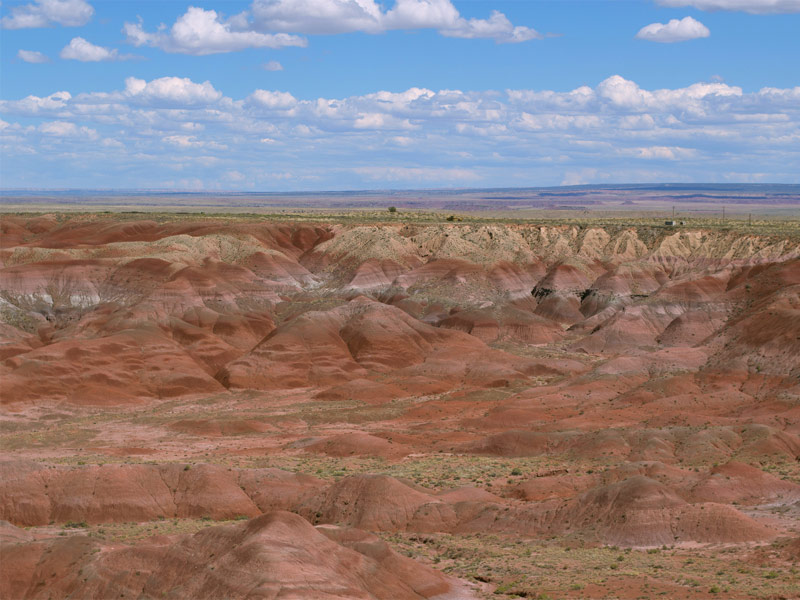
[672, 206, 675, 220]
[722, 206, 726, 224]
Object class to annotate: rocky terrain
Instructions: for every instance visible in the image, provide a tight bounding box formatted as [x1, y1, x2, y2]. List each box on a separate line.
[1, 213, 798, 599]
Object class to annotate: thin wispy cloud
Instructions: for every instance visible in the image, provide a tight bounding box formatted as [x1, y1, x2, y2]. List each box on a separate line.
[17, 49, 50, 63]
[656, 0, 800, 14]
[262, 60, 284, 71]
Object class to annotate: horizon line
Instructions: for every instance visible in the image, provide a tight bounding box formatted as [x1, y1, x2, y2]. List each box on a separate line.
[2, 183, 800, 196]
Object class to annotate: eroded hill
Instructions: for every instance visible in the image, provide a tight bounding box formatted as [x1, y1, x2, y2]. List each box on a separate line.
[1, 214, 798, 599]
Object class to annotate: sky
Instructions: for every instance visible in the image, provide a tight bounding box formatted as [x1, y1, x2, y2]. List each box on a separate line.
[0, 0, 799, 191]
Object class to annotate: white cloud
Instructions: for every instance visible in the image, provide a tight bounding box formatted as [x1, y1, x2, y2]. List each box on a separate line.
[248, 89, 297, 109]
[60, 37, 123, 61]
[353, 112, 414, 129]
[595, 74, 740, 111]
[2, 74, 800, 188]
[17, 49, 50, 63]
[39, 120, 97, 138]
[132, 0, 540, 52]
[123, 7, 307, 55]
[262, 60, 284, 71]
[756, 86, 800, 106]
[596, 76, 653, 108]
[251, 0, 384, 34]
[657, 0, 800, 14]
[382, 0, 460, 29]
[439, 10, 541, 43]
[39, 121, 78, 135]
[633, 146, 697, 159]
[619, 114, 657, 129]
[0, 91, 71, 115]
[515, 113, 601, 131]
[163, 135, 203, 148]
[124, 76, 223, 107]
[1, 0, 93, 29]
[636, 16, 710, 42]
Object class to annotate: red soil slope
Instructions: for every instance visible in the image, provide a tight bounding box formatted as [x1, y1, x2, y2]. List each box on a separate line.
[1, 215, 798, 598]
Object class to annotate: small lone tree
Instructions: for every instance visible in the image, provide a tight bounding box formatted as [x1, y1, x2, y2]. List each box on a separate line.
[388, 206, 397, 213]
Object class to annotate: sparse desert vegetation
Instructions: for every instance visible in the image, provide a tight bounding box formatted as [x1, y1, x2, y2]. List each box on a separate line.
[1, 203, 799, 599]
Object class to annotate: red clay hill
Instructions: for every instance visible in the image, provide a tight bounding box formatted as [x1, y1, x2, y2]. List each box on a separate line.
[1, 214, 798, 599]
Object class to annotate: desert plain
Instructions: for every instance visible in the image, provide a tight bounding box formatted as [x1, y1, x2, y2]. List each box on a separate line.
[0, 193, 799, 599]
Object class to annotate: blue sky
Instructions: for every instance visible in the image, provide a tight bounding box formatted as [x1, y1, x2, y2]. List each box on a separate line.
[1, 0, 799, 190]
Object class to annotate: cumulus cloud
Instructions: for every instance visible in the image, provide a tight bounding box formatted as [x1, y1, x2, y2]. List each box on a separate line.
[128, 0, 540, 53]
[124, 76, 223, 106]
[656, 0, 800, 13]
[636, 16, 710, 42]
[17, 49, 50, 63]
[1, 0, 93, 29]
[594, 74, 740, 111]
[2, 74, 799, 188]
[439, 10, 541, 42]
[251, 0, 385, 34]
[60, 37, 128, 61]
[354, 112, 414, 129]
[123, 7, 307, 55]
[248, 89, 297, 109]
[1, 90, 71, 115]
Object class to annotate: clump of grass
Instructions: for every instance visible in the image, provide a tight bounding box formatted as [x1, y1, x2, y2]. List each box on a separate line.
[63, 521, 88, 528]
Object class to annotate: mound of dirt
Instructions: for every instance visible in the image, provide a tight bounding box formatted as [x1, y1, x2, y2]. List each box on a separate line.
[220, 297, 536, 391]
[554, 476, 776, 546]
[510, 473, 598, 501]
[1, 330, 225, 405]
[3, 215, 800, 594]
[346, 258, 407, 291]
[438, 306, 565, 344]
[533, 291, 584, 325]
[0, 512, 472, 600]
[0, 461, 327, 526]
[462, 430, 554, 457]
[687, 461, 800, 505]
[300, 474, 455, 532]
[303, 433, 412, 459]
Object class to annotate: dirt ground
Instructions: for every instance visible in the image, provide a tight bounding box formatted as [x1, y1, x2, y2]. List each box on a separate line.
[1, 209, 798, 599]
